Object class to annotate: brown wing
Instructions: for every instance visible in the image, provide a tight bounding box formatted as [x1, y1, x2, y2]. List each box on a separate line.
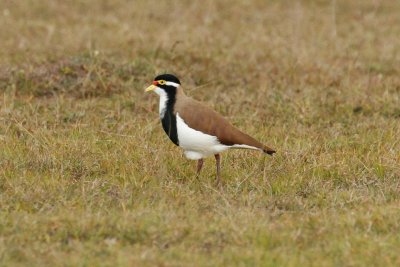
[174, 92, 275, 155]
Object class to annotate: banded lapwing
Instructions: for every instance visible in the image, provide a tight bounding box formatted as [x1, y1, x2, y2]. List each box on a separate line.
[145, 74, 275, 184]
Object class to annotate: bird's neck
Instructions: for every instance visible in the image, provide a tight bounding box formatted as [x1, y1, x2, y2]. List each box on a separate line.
[159, 87, 183, 146]
[159, 87, 185, 118]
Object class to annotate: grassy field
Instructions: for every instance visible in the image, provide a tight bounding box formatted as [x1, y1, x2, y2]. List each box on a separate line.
[1, 0, 400, 266]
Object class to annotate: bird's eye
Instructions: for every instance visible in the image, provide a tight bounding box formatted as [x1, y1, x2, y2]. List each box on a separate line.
[158, 80, 166, 85]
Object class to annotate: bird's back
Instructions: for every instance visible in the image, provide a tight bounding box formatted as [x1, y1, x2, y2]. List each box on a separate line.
[174, 90, 275, 154]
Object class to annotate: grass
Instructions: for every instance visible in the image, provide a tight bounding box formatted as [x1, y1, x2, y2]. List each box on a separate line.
[0, 0, 400, 266]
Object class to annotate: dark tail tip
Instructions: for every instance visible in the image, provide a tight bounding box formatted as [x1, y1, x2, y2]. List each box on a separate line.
[263, 148, 276, 156]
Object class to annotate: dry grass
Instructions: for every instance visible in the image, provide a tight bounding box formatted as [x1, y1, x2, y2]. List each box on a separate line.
[1, 0, 400, 266]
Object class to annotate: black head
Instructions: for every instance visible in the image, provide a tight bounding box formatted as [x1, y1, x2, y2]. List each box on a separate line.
[145, 73, 181, 97]
[154, 74, 181, 86]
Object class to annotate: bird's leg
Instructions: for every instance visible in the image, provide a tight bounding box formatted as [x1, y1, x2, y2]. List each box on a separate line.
[196, 159, 204, 177]
[215, 154, 221, 185]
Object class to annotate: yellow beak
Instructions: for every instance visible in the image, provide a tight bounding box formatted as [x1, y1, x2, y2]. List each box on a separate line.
[145, 84, 157, 92]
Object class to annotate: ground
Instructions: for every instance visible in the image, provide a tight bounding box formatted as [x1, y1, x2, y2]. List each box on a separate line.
[0, 0, 399, 266]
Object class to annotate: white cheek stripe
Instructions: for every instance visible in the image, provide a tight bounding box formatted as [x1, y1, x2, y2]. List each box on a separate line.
[165, 81, 180, 87]
[154, 87, 168, 118]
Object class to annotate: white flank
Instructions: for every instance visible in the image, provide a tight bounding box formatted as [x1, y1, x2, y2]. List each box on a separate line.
[154, 87, 168, 118]
[176, 113, 230, 160]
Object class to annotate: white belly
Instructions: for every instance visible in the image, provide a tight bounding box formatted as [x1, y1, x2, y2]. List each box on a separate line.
[176, 113, 229, 160]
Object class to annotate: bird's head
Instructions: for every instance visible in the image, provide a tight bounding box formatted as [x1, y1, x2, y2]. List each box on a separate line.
[145, 74, 181, 97]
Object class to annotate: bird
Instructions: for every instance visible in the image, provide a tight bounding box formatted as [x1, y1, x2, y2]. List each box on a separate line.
[145, 74, 276, 184]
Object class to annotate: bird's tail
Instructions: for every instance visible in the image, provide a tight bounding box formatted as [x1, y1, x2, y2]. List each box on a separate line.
[263, 146, 276, 156]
